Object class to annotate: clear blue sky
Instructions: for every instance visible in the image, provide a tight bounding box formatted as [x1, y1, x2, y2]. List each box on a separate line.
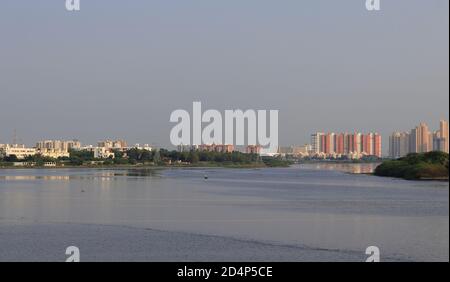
[0, 0, 448, 152]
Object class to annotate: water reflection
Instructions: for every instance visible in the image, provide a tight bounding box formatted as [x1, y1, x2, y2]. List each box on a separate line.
[110, 169, 161, 177]
[306, 163, 380, 174]
[0, 176, 71, 181]
[0, 168, 161, 181]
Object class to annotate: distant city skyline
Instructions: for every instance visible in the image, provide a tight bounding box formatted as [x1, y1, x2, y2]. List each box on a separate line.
[0, 1, 448, 152]
[1, 121, 450, 155]
[389, 120, 449, 158]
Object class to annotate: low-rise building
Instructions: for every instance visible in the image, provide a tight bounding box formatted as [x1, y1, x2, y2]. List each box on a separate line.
[93, 147, 115, 159]
[0, 144, 36, 159]
[178, 144, 199, 152]
[246, 145, 262, 155]
[13, 162, 36, 167]
[198, 144, 234, 153]
[292, 144, 312, 156]
[132, 144, 153, 151]
[37, 148, 70, 159]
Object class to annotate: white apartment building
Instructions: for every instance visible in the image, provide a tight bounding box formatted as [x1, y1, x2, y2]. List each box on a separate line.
[82, 147, 115, 159]
[132, 144, 153, 151]
[310, 133, 324, 154]
[98, 140, 128, 149]
[389, 132, 410, 158]
[37, 148, 70, 159]
[0, 144, 36, 159]
[36, 140, 81, 151]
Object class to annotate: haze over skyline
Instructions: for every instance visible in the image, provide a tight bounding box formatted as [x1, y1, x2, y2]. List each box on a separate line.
[0, 0, 448, 152]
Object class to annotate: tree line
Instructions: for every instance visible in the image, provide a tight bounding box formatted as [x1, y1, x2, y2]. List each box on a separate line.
[1, 148, 290, 167]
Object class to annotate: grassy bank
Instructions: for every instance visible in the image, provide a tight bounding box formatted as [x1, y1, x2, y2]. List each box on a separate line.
[374, 151, 449, 180]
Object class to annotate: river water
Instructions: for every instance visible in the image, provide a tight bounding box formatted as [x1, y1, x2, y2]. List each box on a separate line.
[0, 164, 448, 261]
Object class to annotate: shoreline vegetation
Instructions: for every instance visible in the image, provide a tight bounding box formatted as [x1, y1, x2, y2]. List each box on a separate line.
[0, 149, 292, 169]
[374, 151, 449, 181]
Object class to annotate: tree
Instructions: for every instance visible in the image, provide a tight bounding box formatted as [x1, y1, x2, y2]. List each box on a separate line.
[4, 155, 18, 162]
[188, 151, 199, 163]
[153, 150, 161, 164]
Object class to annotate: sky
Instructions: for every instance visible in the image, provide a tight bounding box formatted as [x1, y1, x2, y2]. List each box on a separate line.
[0, 0, 448, 153]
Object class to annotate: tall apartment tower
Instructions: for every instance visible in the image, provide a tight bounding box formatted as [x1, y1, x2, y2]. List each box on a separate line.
[373, 133, 382, 158]
[389, 132, 410, 158]
[336, 133, 345, 155]
[410, 123, 431, 153]
[433, 131, 446, 152]
[439, 120, 449, 153]
[362, 133, 374, 156]
[324, 133, 336, 155]
[347, 133, 357, 153]
[310, 133, 324, 154]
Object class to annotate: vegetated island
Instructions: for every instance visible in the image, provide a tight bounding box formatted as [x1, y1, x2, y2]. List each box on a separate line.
[374, 151, 449, 180]
[0, 149, 292, 169]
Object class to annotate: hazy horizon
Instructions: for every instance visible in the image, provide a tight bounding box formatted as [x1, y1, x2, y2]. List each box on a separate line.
[0, 0, 448, 153]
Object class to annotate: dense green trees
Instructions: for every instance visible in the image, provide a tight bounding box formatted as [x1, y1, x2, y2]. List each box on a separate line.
[375, 152, 449, 180]
[23, 155, 58, 166]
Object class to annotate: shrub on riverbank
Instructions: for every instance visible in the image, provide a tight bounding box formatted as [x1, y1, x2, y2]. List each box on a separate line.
[374, 151, 449, 180]
[262, 157, 293, 167]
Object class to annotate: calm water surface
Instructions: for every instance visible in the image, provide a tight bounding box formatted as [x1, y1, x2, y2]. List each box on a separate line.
[0, 164, 448, 261]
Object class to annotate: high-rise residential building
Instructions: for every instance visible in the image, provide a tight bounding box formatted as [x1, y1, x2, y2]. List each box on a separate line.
[389, 132, 410, 158]
[348, 133, 358, 153]
[320, 134, 326, 154]
[390, 120, 449, 159]
[373, 133, 382, 158]
[433, 131, 446, 152]
[362, 133, 373, 156]
[410, 123, 431, 153]
[36, 140, 81, 151]
[345, 134, 352, 153]
[409, 128, 417, 154]
[439, 120, 449, 153]
[310, 133, 324, 154]
[310, 131, 381, 158]
[355, 133, 362, 154]
[98, 139, 128, 149]
[336, 133, 345, 155]
[323, 133, 335, 155]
